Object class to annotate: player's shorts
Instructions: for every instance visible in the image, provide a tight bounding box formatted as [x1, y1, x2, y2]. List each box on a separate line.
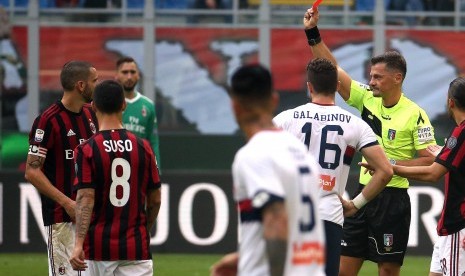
[324, 220, 343, 276]
[45, 222, 78, 276]
[341, 184, 411, 265]
[429, 229, 465, 276]
[82, 260, 153, 276]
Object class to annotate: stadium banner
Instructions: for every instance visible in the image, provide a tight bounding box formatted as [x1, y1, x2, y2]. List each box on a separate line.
[0, 171, 445, 255]
[2, 27, 464, 136]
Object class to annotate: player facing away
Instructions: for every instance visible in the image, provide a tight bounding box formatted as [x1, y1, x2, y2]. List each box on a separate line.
[361, 77, 465, 276]
[69, 80, 162, 275]
[25, 60, 98, 276]
[115, 56, 161, 170]
[273, 58, 393, 276]
[210, 64, 326, 276]
[303, 7, 437, 276]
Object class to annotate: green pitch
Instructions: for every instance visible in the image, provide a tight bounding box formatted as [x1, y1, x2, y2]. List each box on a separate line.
[0, 253, 430, 275]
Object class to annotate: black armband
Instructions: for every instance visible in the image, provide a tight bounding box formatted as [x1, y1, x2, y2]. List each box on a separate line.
[305, 26, 321, 46]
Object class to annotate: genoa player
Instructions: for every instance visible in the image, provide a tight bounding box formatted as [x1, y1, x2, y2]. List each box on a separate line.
[211, 64, 325, 276]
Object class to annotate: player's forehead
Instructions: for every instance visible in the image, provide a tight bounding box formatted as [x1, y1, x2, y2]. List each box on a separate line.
[118, 62, 138, 72]
[370, 62, 390, 75]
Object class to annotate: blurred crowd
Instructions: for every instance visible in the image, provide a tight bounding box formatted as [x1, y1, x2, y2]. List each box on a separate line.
[0, 0, 464, 26]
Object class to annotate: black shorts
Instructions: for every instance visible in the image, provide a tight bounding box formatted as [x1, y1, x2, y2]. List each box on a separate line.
[324, 220, 343, 276]
[341, 184, 411, 265]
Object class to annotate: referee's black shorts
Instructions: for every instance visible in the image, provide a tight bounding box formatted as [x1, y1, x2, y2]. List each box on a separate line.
[341, 184, 411, 265]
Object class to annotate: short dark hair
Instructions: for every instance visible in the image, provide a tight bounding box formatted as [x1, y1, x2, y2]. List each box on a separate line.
[448, 77, 465, 110]
[116, 56, 136, 69]
[371, 51, 407, 80]
[93, 80, 125, 114]
[306, 58, 338, 95]
[60, 60, 93, 91]
[230, 64, 273, 103]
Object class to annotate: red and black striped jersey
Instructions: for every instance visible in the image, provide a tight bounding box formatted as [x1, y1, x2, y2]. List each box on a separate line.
[74, 129, 161, 261]
[435, 120, 465, 236]
[28, 101, 97, 226]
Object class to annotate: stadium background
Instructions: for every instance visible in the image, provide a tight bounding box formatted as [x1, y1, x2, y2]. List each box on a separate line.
[0, 0, 464, 256]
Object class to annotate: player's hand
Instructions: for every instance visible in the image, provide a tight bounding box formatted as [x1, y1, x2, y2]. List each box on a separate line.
[359, 162, 375, 175]
[69, 247, 87, 271]
[426, 144, 443, 157]
[339, 195, 358, 217]
[303, 7, 319, 29]
[64, 200, 76, 222]
[210, 252, 239, 276]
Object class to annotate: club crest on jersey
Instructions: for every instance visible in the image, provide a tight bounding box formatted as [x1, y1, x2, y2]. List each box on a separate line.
[446, 136, 457, 149]
[34, 129, 44, 142]
[58, 264, 66, 275]
[387, 129, 396, 141]
[384, 234, 393, 251]
[142, 105, 147, 117]
[90, 121, 96, 134]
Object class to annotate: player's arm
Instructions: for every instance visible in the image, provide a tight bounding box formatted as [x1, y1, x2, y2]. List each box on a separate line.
[210, 252, 239, 276]
[70, 188, 94, 271]
[146, 187, 161, 231]
[393, 162, 447, 183]
[24, 152, 76, 220]
[303, 7, 352, 100]
[343, 144, 393, 217]
[394, 148, 435, 167]
[262, 200, 288, 276]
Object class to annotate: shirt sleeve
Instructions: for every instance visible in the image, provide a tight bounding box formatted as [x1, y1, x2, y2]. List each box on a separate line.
[413, 108, 437, 150]
[28, 115, 55, 159]
[347, 80, 371, 112]
[435, 126, 465, 172]
[147, 104, 161, 170]
[144, 140, 161, 190]
[73, 144, 94, 191]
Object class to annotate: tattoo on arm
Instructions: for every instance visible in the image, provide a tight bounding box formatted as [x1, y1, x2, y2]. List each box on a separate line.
[27, 155, 45, 169]
[77, 206, 92, 239]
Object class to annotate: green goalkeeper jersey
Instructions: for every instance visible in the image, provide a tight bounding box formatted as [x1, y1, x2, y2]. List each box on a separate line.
[123, 91, 161, 169]
[347, 80, 436, 188]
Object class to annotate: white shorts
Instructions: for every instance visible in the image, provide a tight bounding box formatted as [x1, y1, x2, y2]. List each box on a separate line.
[430, 229, 465, 276]
[82, 260, 153, 276]
[45, 222, 78, 276]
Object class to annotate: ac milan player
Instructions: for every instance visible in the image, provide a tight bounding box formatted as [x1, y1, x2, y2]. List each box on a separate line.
[211, 64, 326, 276]
[361, 77, 465, 276]
[25, 60, 98, 276]
[69, 80, 161, 275]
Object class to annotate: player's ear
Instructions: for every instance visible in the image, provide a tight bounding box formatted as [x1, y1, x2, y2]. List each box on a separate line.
[122, 100, 127, 112]
[336, 80, 341, 92]
[91, 101, 97, 112]
[271, 91, 279, 110]
[307, 82, 314, 97]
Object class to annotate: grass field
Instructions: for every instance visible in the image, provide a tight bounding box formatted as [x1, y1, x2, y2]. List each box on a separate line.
[0, 253, 430, 275]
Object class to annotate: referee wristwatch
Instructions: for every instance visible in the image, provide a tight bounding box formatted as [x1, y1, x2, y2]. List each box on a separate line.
[389, 159, 396, 165]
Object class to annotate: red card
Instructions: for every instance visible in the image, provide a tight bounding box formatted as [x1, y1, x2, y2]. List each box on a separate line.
[312, 0, 323, 9]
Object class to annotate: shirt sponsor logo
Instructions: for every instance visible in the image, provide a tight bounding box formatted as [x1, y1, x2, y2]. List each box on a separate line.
[387, 129, 396, 141]
[292, 242, 324, 265]
[142, 105, 147, 117]
[34, 129, 44, 142]
[417, 126, 434, 143]
[446, 136, 457, 149]
[319, 174, 336, 191]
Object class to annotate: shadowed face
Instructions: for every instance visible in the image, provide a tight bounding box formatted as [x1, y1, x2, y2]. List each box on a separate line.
[369, 63, 400, 98]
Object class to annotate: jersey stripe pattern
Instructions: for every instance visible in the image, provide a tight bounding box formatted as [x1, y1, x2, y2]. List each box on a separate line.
[435, 121, 465, 236]
[233, 130, 325, 276]
[28, 101, 97, 226]
[74, 129, 161, 261]
[273, 102, 378, 226]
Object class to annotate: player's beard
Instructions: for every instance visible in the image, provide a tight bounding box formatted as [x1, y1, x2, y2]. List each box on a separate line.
[82, 85, 93, 103]
[123, 83, 136, 93]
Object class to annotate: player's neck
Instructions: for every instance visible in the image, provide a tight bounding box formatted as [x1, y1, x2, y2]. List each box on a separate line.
[242, 118, 277, 140]
[125, 90, 137, 100]
[311, 94, 335, 105]
[382, 90, 402, 107]
[454, 112, 465, 126]
[97, 114, 124, 131]
[61, 92, 85, 113]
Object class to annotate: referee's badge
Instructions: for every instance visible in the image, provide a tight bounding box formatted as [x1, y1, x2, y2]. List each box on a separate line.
[387, 129, 396, 141]
[384, 234, 393, 251]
